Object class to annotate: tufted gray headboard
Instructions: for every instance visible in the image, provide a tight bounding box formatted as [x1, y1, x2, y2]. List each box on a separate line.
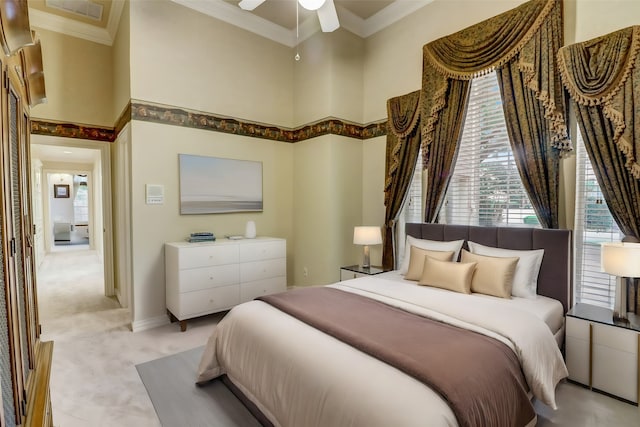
[405, 223, 573, 313]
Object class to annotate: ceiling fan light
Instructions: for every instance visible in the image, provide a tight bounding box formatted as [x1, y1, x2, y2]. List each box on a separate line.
[298, 0, 326, 11]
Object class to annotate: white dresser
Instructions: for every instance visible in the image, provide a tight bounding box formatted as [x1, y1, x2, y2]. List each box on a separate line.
[165, 237, 286, 331]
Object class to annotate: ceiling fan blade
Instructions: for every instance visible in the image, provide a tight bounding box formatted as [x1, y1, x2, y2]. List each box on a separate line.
[238, 0, 265, 11]
[317, 0, 339, 32]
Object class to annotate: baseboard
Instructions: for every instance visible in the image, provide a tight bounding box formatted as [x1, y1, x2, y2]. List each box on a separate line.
[131, 315, 170, 332]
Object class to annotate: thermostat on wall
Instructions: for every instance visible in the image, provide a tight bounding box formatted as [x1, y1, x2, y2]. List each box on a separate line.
[146, 184, 164, 205]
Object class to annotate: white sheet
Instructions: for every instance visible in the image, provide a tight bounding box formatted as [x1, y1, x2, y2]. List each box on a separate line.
[377, 271, 565, 335]
[198, 273, 567, 426]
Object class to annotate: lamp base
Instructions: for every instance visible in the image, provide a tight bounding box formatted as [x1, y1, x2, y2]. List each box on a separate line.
[362, 245, 370, 268]
[613, 276, 630, 323]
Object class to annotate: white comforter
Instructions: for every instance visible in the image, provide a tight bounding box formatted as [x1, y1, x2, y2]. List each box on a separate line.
[197, 275, 568, 427]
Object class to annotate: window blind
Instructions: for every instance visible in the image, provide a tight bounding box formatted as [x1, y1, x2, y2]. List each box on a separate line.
[574, 132, 621, 309]
[438, 72, 536, 227]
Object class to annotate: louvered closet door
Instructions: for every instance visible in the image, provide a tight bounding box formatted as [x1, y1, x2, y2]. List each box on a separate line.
[0, 66, 24, 427]
[21, 111, 39, 358]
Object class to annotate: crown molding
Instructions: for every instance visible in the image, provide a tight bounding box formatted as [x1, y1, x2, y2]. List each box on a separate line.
[362, 0, 434, 38]
[171, 0, 296, 47]
[171, 0, 433, 47]
[28, 1, 125, 46]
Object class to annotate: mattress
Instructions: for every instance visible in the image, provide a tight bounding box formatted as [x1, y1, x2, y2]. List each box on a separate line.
[198, 272, 568, 426]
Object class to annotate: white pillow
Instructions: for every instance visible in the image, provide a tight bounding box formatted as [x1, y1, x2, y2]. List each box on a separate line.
[399, 236, 464, 275]
[467, 241, 544, 299]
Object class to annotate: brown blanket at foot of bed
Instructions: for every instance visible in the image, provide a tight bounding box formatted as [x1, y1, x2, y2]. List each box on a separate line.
[258, 287, 534, 427]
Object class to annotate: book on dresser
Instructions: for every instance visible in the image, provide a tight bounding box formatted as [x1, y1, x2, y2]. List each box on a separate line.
[165, 237, 287, 331]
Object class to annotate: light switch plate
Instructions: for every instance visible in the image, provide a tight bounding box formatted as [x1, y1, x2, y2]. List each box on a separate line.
[146, 184, 164, 205]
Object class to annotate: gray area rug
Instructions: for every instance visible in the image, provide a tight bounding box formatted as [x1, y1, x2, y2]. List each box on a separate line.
[136, 346, 261, 427]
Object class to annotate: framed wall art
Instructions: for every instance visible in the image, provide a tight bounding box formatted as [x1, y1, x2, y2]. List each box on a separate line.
[53, 184, 70, 198]
[179, 154, 263, 214]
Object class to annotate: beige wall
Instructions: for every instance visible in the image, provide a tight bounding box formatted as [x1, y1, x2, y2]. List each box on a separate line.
[129, 121, 294, 325]
[30, 28, 114, 127]
[112, 0, 131, 120]
[293, 29, 363, 124]
[292, 136, 363, 286]
[130, 0, 294, 127]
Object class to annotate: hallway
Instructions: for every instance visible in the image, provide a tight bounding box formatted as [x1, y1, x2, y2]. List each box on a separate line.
[36, 247, 219, 426]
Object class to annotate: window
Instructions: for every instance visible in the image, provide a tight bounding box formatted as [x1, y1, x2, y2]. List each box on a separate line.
[438, 71, 536, 227]
[574, 132, 621, 309]
[73, 175, 89, 224]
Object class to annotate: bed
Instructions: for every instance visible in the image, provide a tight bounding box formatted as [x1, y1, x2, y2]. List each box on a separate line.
[197, 224, 573, 427]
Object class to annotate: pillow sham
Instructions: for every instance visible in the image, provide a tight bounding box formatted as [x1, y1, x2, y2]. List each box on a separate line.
[418, 257, 476, 294]
[467, 241, 544, 299]
[404, 247, 455, 281]
[460, 250, 518, 299]
[399, 236, 465, 274]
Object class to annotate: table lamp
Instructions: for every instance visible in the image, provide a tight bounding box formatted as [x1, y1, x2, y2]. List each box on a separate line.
[601, 242, 640, 321]
[353, 226, 382, 268]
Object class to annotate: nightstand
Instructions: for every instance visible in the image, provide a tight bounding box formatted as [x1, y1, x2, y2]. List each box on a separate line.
[566, 303, 640, 404]
[340, 265, 388, 281]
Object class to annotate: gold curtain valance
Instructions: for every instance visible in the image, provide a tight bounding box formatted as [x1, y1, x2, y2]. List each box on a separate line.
[421, 0, 569, 160]
[558, 26, 640, 179]
[424, 0, 554, 79]
[387, 90, 420, 138]
[384, 90, 421, 206]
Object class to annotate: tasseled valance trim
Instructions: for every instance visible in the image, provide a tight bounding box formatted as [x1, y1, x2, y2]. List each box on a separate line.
[558, 26, 640, 179]
[420, 0, 570, 161]
[387, 90, 421, 138]
[423, 0, 556, 80]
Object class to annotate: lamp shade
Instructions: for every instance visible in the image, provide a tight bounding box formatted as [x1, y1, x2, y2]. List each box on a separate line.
[298, 0, 326, 11]
[601, 242, 640, 278]
[353, 226, 382, 246]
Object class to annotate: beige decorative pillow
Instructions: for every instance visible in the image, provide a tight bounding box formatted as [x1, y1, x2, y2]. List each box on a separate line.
[399, 236, 465, 274]
[404, 247, 455, 281]
[418, 257, 476, 294]
[460, 250, 519, 298]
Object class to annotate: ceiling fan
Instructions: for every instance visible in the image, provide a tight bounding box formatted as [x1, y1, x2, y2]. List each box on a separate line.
[238, 0, 340, 32]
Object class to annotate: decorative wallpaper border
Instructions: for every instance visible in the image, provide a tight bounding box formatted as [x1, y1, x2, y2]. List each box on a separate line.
[31, 101, 388, 144]
[130, 101, 387, 142]
[31, 120, 116, 142]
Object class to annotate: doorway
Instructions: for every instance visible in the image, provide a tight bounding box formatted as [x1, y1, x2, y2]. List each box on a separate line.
[30, 135, 116, 306]
[49, 172, 91, 249]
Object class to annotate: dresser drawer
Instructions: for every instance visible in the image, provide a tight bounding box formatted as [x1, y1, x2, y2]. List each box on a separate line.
[178, 244, 239, 269]
[592, 342, 638, 402]
[179, 264, 239, 293]
[566, 335, 590, 385]
[593, 323, 638, 353]
[240, 258, 286, 282]
[179, 285, 240, 317]
[240, 277, 286, 303]
[566, 316, 589, 340]
[240, 240, 286, 262]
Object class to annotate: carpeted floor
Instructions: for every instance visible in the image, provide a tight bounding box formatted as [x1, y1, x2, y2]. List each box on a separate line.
[136, 347, 262, 427]
[37, 247, 222, 427]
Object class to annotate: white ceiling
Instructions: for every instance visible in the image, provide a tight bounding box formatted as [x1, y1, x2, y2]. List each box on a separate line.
[174, 0, 435, 46]
[32, 143, 100, 164]
[27, 0, 433, 47]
